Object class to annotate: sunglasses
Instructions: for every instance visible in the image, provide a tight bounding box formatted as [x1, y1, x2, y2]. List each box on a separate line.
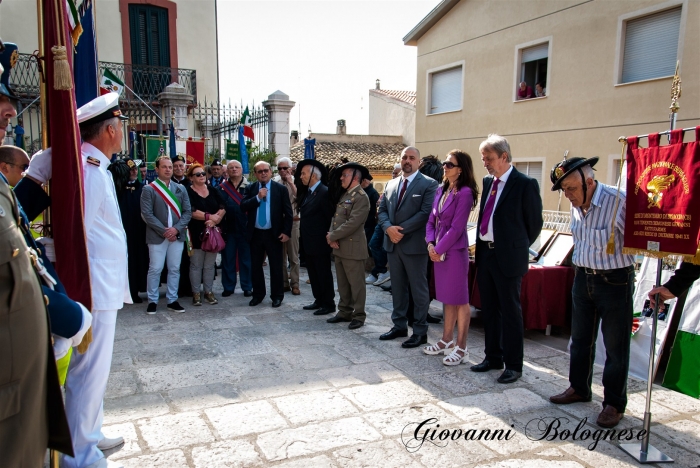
[278, 167, 290, 171]
[4, 162, 30, 171]
[442, 162, 459, 169]
[256, 169, 270, 174]
[193, 172, 206, 177]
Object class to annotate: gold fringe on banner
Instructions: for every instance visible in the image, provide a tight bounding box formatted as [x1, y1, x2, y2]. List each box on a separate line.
[621, 246, 700, 265]
[77, 326, 93, 354]
[607, 138, 628, 254]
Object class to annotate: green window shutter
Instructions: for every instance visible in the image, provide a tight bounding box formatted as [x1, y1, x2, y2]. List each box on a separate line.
[128, 4, 169, 67]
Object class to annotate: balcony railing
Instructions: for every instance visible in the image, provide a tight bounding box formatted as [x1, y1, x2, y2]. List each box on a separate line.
[11, 53, 196, 103]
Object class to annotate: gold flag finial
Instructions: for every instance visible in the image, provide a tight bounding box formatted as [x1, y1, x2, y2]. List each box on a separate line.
[670, 61, 681, 114]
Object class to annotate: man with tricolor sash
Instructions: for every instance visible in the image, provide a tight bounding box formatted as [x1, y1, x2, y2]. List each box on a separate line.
[140, 155, 192, 314]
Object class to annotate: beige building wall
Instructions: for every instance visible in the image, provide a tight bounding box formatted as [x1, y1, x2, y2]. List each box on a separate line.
[0, 0, 218, 103]
[368, 91, 416, 145]
[411, 0, 699, 211]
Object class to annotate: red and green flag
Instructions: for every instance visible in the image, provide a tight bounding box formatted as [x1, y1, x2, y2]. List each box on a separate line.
[240, 106, 254, 140]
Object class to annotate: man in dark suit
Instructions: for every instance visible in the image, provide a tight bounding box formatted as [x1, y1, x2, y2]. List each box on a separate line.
[296, 159, 336, 315]
[241, 161, 293, 307]
[378, 146, 438, 348]
[471, 134, 543, 384]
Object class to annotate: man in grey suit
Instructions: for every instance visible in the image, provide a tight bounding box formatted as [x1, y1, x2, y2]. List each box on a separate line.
[378, 146, 438, 348]
[141, 156, 192, 314]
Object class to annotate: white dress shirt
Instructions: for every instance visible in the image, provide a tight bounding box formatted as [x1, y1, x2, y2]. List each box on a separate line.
[479, 164, 513, 242]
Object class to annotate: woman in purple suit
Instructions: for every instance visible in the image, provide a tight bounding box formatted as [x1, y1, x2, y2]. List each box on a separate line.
[423, 150, 479, 365]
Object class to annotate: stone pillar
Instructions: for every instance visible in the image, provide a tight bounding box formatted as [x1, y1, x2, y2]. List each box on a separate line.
[157, 82, 194, 139]
[262, 90, 295, 160]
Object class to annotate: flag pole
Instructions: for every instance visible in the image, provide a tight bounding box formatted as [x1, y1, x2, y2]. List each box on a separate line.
[618, 62, 680, 465]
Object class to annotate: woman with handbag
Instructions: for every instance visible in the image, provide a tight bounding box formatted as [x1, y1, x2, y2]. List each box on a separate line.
[423, 150, 479, 365]
[186, 163, 226, 306]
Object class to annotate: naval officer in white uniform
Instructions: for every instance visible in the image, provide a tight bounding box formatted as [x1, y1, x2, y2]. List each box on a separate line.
[61, 93, 131, 468]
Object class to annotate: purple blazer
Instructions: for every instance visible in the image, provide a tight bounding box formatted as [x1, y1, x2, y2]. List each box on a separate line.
[426, 185, 474, 255]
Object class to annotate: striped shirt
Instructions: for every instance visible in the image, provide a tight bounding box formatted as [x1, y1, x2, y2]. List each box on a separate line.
[570, 182, 635, 270]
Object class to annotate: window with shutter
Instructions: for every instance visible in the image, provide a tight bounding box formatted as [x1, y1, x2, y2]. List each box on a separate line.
[429, 66, 462, 115]
[516, 41, 549, 100]
[515, 161, 543, 186]
[621, 7, 681, 83]
[128, 4, 170, 68]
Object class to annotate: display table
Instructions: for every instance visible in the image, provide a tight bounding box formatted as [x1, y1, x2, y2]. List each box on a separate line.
[468, 261, 575, 331]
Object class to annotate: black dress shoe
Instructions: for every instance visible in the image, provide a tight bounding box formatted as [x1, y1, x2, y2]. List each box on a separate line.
[243, 290, 253, 297]
[327, 315, 351, 323]
[426, 314, 441, 324]
[132, 296, 143, 304]
[470, 359, 504, 372]
[380, 284, 392, 292]
[222, 290, 234, 297]
[348, 320, 364, 330]
[303, 302, 321, 310]
[497, 369, 522, 384]
[249, 297, 263, 306]
[313, 307, 335, 316]
[272, 299, 282, 308]
[402, 334, 428, 348]
[379, 328, 408, 340]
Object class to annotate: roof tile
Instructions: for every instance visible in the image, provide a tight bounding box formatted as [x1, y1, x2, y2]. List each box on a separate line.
[290, 141, 403, 171]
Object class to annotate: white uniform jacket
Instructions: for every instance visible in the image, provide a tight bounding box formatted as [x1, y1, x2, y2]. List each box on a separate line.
[82, 143, 131, 310]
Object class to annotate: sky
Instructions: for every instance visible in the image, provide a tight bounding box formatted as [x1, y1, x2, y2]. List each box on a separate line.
[217, 0, 440, 136]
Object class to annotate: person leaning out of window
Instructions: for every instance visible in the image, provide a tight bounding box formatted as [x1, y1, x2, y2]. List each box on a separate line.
[186, 163, 226, 306]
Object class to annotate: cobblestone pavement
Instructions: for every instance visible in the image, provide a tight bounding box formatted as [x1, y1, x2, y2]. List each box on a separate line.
[101, 265, 700, 467]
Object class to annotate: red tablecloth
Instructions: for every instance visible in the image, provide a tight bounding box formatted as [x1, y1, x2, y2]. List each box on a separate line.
[468, 261, 574, 330]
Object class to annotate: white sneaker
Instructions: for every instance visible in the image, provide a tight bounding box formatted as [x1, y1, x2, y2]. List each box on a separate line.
[373, 272, 391, 285]
[365, 274, 377, 284]
[97, 435, 125, 451]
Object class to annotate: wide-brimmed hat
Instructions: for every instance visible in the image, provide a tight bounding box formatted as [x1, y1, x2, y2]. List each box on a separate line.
[332, 162, 370, 182]
[550, 157, 599, 191]
[328, 162, 370, 204]
[295, 159, 329, 185]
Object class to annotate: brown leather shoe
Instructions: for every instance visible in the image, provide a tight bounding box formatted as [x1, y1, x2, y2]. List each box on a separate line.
[291, 287, 301, 295]
[549, 387, 591, 405]
[283, 286, 292, 292]
[597, 405, 623, 428]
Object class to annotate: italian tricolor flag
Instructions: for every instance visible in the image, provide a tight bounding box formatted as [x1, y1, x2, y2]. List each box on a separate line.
[240, 106, 255, 141]
[663, 280, 700, 397]
[100, 68, 124, 96]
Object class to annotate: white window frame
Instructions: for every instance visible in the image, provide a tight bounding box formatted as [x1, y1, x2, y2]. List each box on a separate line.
[425, 60, 464, 116]
[613, 0, 688, 86]
[513, 37, 552, 102]
[512, 157, 546, 198]
[607, 154, 625, 186]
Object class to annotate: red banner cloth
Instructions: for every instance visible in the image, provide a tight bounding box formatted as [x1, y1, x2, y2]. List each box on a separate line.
[624, 127, 700, 259]
[469, 262, 574, 330]
[186, 138, 205, 165]
[44, 0, 92, 309]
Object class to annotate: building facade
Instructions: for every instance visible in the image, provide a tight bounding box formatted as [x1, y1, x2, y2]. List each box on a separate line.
[369, 82, 416, 146]
[405, 0, 699, 210]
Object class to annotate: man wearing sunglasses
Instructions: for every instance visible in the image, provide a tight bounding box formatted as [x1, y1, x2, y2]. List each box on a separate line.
[0, 144, 29, 186]
[241, 161, 293, 307]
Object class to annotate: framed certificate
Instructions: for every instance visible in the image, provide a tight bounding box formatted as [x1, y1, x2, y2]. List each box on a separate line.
[539, 232, 574, 266]
[530, 228, 556, 259]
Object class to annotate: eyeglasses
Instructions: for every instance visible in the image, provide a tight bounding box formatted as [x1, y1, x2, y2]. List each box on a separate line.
[4, 162, 30, 171]
[442, 162, 459, 169]
[256, 169, 270, 174]
[193, 172, 206, 177]
[278, 167, 290, 171]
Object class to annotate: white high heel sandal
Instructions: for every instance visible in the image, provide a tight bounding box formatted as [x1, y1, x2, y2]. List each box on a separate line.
[443, 346, 469, 366]
[423, 339, 454, 355]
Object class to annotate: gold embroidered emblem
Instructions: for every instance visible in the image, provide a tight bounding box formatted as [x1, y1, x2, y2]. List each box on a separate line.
[646, 174, 675, 208]
[10, 50, 18, 68]
[555, 167, 565, 180]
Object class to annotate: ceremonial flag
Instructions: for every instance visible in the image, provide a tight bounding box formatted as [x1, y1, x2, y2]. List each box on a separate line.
[73, 0, 98, 107]
[238, 125, 249, 174]
[663, 279, 700, 397]
[100, 68, 124, 95]
[240, 106, 254, 140]
[66, 0, 83, 45]
[225, 139, 239, 162]
[169, 121, 177, 157]
[129, 127, 136, 159]
[145, 137, 166, 165]
[304, 137, 316, 160]
[621, 128, 700, 263]
[185, 137, 205, 165]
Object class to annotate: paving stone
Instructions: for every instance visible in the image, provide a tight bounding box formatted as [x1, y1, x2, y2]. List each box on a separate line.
[168, 307, 235, 321]
[331, 341, 392, 364]
[137, 360, 240, 393]
[316, 362, 404, 388]
[117, 310, 170, 327]
[651, 387, 700, 415]
[113, 338, 141, 353]
[128, 320, 207, 338]
[138, 411, 214, 450]
[166, 382, 242, 412]
[438, 388, 549, 422]
[248, 312, 293, 324]
[119, 449, 188, 468]
[339, 380, 436, 412]
[206, 400, 288, 439]
[201, 315, 254, 329]
[332, 440, 416, 467]
[137, 333, 187, 348]
[111, 352, 134, 372]
[283, 345, 353, 371]
[132, 344, 219, 367]
[238, 371, 330, 400]
[461, 415, 544, 456]
[535, 447, 566, 457]
[390, 355, 462, 376]
[415, 371, 484, 397]
[478, 459, 584, 468]
[215, 336, 278, 357]
[270, 455, 336, 468]
[104, 393, 170, 424]
[559, 439, 643, 467]
[363, 403, 462, 437]
[182, 328, 236, 345]
[652, 419, 700, 454]
[535, 355, 574, 378]
[191, 439, 263, 467]
[101, 422, 140, 460]
[256, 417, 382, 461]
[623, 391, 681, 421]
[401, 431, 498, 468]
[285, 310, 325, 322]
[523, 341, 565, 359]
[227, 353, 296, 380]
[519, 361, 563, 384]
[105, 371, 139, 399]
[273, 390, 358, 425]
[643, 438, 700, 467]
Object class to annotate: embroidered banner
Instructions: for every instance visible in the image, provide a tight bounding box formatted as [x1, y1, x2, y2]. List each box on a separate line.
[623, 127, 700, 262]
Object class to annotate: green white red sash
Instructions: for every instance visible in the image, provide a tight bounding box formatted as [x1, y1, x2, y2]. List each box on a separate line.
[152, 179, 192, 253]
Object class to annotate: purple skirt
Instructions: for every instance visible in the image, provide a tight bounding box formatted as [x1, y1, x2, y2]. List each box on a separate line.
[433, 247, 470, 305]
